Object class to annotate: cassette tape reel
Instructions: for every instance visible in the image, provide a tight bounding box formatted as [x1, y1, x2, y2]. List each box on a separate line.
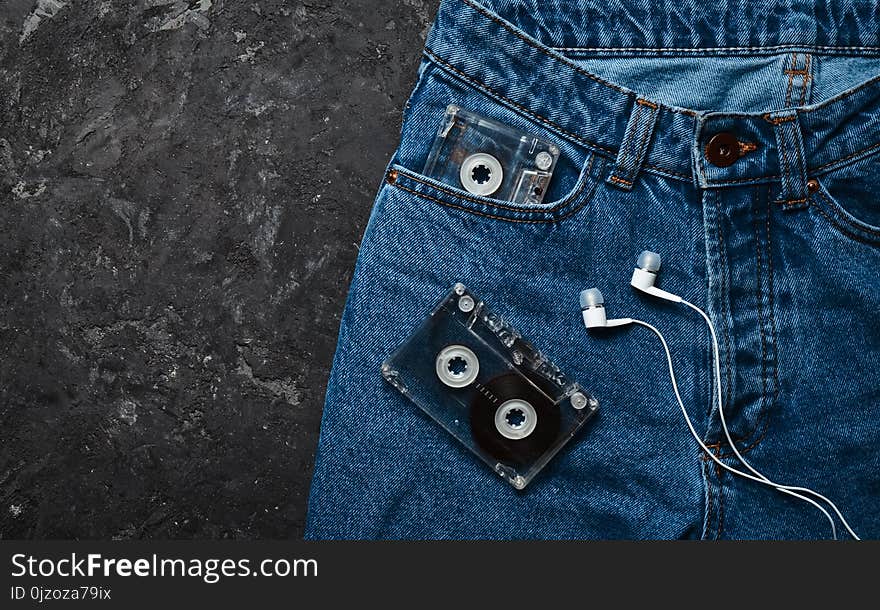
[382, 284, 597, 489]
[423, 105, 560, 205]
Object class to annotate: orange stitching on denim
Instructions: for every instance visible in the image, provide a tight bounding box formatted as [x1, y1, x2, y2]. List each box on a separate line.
[763, 113, 796, 125]
[738, 141, 758, 155]
[636, 98, 658, 109]
[391, 182, 550, 223]
[608, 175, 632, 186]
[713, 190, 780, 460]
[784, 53, 796, 107]
[554, 44, 880, 54]
[793, 122, 808, 182]
[799, 54, 812, 107]
[728, 185, 780, 456]
[812, 139, 880, 173]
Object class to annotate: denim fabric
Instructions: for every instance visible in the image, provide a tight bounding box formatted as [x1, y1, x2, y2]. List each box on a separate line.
[306, 0, 880, 539]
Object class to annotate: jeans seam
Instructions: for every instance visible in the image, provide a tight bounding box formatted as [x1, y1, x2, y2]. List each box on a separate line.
[765, 195, 781, 443]
[608, 175, 633, 186]
[748, 188, 771, 451]
[717, 223, 735, 431]
[812, 140, 880, 173]
[551, 44, 880, 55]
[762, 113, 796, 125]
[707, 174, 782, 185]
[431, 10, 880, 186]
[799, 54, 813, 106]
[715, 460, 725, 539]
[702, 457, 715, 540]
[714, 190, 774, 458]
[715, 187, 774, 458]
[784, 53, 796, 107]
[779, 197, 809, 209]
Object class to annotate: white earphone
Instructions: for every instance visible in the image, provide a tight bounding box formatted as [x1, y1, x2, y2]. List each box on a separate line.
[579, 288, 632, 329]
[580, 250, 860, 540]
[629, 250, 682, 303]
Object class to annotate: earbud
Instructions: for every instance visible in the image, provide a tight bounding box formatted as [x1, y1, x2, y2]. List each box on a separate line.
[579, 288, 632, 329]
[630, 250, 682, 303]
[576, 249, 860, 539]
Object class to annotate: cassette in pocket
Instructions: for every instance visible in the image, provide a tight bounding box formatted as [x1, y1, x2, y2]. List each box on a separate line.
[381, 284, 597, 489]
[423, 105, 560, 205]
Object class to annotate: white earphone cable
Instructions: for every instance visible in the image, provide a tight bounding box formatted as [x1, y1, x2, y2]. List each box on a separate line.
[630, 318, 841, 540]
[680, 300, 861, 540]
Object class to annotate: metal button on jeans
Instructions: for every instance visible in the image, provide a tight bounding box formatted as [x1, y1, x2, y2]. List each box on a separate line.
[705, 132, 741, 167]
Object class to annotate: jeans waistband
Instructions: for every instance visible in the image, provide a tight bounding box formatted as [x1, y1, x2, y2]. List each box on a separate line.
[425, 0, 880, 192]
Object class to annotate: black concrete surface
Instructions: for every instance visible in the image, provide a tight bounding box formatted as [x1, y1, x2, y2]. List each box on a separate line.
[0, 0, 437, 539]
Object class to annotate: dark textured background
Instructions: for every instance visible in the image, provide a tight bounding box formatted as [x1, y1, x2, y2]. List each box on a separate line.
[0, 0, 437, 539]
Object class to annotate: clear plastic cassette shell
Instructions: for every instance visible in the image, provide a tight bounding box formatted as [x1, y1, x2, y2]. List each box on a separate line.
[423, 105, 560, 205]
[382, 283, 597, 489]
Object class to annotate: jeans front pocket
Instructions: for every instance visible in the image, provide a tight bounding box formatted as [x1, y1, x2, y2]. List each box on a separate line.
[384, 153, 606, 224]
[387, 59, 605, 224]
[809, 151, 880, 249]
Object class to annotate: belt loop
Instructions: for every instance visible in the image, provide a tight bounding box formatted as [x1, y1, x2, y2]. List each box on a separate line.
[607, 98, 660, 191]
[782, 52, 814, 108]
[764, 109, 809, 207]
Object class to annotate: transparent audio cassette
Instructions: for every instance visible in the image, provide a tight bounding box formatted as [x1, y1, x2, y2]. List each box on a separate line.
[423, 105, 560, 205]
[381, 283, 597, 489]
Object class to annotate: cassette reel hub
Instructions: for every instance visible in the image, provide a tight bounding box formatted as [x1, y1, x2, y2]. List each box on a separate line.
[460, 153, 504, 196]
[435, 344, 480, 388]
[495, 399, 537, 440]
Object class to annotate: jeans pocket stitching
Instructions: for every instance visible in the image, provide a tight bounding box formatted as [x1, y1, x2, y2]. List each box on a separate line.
[388, 155, 604, 224]
[812, 186, 880, 246]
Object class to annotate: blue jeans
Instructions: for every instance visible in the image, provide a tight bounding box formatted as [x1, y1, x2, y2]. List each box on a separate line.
[306, 0, 880, 539]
